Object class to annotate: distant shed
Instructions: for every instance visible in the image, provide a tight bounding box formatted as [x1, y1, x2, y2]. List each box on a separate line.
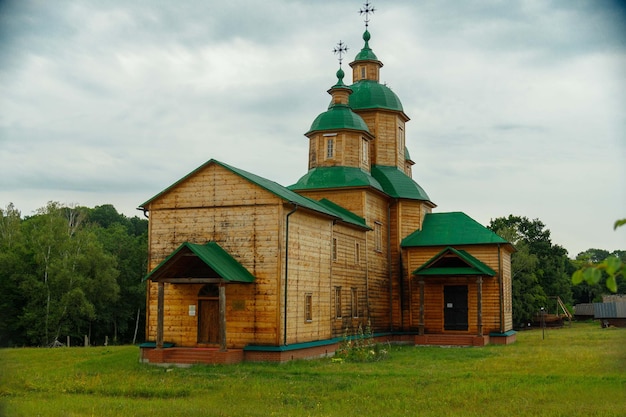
[593, 302, 626, 328]
[573, 303, 594, 320]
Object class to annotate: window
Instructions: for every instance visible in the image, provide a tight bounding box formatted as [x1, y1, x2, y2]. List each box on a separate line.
[332, 237, 338, 262]
[362, 138, 368, 163]
[326, 138, 334, 159]
[360, 66, 366, 79]
[355, 242, 361, 264]
[351, 288, 359, 318]
[305, 293, 313, 322]
[335, 287, 342, 319]
[398, 126, 404, 153]
[374, 222, 382, 252]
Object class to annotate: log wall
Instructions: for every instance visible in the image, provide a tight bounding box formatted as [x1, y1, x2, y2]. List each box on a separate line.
[145, 164, 285, 347]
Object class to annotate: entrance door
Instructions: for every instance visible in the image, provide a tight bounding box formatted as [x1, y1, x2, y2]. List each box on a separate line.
[444, 285, 468, 331]
[198, 299, 220, 344]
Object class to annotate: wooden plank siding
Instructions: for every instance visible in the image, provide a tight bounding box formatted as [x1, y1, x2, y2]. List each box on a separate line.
[329, 223, 369, 337]
[145, 164, 287, 348]
[354, 111, 406, 171]
[293, 188, 393, 333]
[282, 211, 333, 345]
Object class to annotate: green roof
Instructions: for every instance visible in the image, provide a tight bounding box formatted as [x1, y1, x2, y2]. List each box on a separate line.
[371, 165, 430, 201]
[144, 242, 255, 283]
[306, 104, 371, 135]
[140, 159, 368, 230]
[289, 166, 384, 193]
[402, 212, 509, 247]
[412, 246, 496, 277]
[349, 80, 403, 112]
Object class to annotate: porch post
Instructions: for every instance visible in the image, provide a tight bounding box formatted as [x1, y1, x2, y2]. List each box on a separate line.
[418, 278, 425, 336]
[156, 281, 164, 349]
[219, 283, 227, 352]
[477, 276, 483, 337]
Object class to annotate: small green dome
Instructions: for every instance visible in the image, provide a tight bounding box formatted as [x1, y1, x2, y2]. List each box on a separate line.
[349, 80, 404, 112]
[353, 30, 378, 61]
[306, 104, 371, 135]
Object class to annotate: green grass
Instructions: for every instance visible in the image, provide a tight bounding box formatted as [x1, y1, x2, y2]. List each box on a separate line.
[1, 322, 625, 416]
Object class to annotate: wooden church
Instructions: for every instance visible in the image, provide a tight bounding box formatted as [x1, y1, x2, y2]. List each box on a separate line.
[139, 8, 516, 365]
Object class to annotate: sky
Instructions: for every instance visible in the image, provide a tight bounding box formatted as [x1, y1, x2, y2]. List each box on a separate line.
[1, 0, 625, 257]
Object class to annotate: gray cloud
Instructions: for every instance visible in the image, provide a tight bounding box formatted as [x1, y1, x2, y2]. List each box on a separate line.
[0, 0, 624, 256]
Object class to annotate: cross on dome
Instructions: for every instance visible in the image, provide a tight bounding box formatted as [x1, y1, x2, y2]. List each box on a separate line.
[359, 1, 376, 29]
[333, 40, 349, 66]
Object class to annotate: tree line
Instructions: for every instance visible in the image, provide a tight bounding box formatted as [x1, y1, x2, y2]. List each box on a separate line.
[0, 202, 148, 347]
[488, 215, 625, 327]
[1, 203, 623, 346]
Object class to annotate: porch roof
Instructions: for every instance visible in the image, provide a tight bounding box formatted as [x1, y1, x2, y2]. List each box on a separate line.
[413, 246, 496, 277]
[144, 242, 255, 283]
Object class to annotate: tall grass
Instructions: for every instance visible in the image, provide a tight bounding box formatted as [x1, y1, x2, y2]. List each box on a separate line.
[1, 322, 624, 416]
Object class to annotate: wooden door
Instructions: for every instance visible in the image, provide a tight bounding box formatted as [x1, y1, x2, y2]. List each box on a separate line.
[198, 299, 220, 344]
[444, 285, 468, 331]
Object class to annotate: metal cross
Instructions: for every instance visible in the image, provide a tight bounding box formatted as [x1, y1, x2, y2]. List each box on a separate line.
[333, 40, 349, 66]
[359, 1, 376, 29]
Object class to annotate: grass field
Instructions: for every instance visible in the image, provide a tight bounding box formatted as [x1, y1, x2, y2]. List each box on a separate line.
[1, 322, 624, 417]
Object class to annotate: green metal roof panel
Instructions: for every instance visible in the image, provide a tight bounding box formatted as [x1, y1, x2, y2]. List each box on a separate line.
[306, 104, 371, 135]
[413, 246, 496, 276]
[289, 166, 384, 193]
[402, 212, 509, 247]
[144, 242, 255, 283]
[316, 198, 371, 230]
[371, 165, 430, 201]
[348, 80, 403, 112]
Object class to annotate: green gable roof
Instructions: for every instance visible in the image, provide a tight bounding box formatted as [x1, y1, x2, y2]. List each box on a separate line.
[349, 80, 403, 112]
[289, 166, 385, 193]
[306, 104, 371, 136]
[144, 242, 255, 283]
[140, 159, 368, 230]
[402, 212, 509, 247]
[371, 165, 430, 201]
[413, 246, 496, 277]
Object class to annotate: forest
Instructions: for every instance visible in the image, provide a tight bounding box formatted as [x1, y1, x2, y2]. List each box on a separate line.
[0, 203, 623, 347]
[0, 202, 147, 347]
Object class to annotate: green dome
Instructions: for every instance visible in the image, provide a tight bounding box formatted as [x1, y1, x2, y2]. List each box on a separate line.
[349, 80, 403, 112]
[353, 30, 379, 62]
[306, 104, 371, 135]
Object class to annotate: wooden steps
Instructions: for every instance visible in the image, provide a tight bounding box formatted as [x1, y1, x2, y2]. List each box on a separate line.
[414, 334, 488, 346]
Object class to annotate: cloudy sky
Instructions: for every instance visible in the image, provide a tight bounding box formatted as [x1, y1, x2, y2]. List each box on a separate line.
[1, 0, 625, 257]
